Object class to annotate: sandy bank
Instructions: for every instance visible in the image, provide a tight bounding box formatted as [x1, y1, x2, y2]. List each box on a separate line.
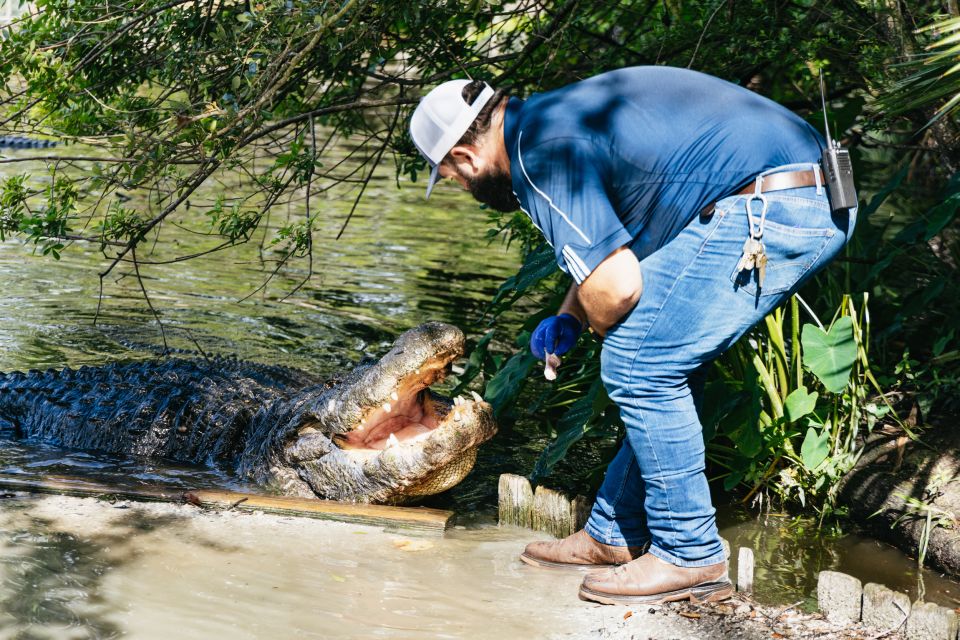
[0, 492, 891, 639]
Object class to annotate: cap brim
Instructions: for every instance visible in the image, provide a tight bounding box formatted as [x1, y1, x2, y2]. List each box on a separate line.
[424, 163, 441, 199]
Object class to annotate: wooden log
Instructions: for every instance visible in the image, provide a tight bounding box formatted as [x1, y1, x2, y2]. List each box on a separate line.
[0, 475, 181, 502]
[737, 547, 755, 593]
[534, 485, 576, 538]
[0, 475, 453, 535]
[184, 489, 452, 535]
[498, 473, 534, 529]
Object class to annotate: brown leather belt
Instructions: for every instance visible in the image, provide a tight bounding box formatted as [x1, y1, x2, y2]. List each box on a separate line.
[702, 168, 825, 216]
[734, 168, 824, 195]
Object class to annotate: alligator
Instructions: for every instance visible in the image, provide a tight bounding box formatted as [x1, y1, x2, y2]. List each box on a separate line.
[0, 135, 58, 149]
[0, 322, 497, 504]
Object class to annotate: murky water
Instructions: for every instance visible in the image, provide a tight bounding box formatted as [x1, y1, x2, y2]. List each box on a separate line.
[0, 144, 957, 636]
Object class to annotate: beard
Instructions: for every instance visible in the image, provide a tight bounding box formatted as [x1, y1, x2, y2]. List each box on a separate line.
[465, 168, 520, 213]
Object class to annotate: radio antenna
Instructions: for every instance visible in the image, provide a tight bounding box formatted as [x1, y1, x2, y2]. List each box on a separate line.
[819, 69, 832, 146]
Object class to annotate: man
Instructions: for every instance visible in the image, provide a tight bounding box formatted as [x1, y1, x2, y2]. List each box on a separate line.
[409, 67, 856, 605]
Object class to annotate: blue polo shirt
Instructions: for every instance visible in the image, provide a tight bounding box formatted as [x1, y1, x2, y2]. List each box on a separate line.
[503, 66, 825, 284]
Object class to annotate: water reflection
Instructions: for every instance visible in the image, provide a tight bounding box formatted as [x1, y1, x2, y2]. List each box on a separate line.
[719, 507, 960, 610]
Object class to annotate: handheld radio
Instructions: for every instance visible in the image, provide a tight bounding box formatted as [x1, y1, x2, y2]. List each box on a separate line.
[819, 71, 857, 213]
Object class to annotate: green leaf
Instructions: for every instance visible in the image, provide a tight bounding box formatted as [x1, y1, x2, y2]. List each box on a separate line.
[531, 379, 608, 481]
[801, 317, 857, 394]
[723, 468, 746, 491]
[488, 243, 557, 310]
[783, 386, 818, 423]
[482, 349, 536, 417]
[800, 426, 831, 471]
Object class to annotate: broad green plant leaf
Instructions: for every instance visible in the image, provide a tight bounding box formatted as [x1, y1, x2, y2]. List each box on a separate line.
[801, 317, 857, 394]
[800, 426, 831, 471]
[783, 386, 818, 423]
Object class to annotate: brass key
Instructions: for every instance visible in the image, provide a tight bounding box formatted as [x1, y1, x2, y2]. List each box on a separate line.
[756, 246, 767, 288]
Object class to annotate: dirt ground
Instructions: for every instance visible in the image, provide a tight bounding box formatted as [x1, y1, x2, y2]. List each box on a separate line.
[0, 492, 897, 640]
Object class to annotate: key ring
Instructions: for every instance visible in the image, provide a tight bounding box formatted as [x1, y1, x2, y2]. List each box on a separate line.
[745, 192, 768, 240]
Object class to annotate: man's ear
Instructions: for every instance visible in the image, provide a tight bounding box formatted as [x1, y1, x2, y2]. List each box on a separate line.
[448, 144, 483, 176]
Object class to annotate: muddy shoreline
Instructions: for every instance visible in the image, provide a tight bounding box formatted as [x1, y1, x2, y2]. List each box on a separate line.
[0, 491, 900, 639]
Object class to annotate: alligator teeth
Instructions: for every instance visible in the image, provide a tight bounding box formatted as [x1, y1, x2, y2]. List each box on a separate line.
[383, 402, 392, 413]
[453, 411, 462, 422]
[470, 391, 483, 403]
[386, 433, 400, 448]
[390, 391, 399, 402]
[453, 395, 464, 406]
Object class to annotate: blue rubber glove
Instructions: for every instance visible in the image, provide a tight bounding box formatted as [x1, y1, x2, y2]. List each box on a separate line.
[530, 313, 583, 361]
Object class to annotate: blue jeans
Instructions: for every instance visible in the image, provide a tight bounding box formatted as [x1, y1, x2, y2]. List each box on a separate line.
[584, 163, 857, 568]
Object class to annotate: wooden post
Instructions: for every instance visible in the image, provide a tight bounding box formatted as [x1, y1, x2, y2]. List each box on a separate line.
[737, 546, 755, 593]
[533, 485, 576, 538]
[498, 473, 534, 529]
[571, 495, 591, 532]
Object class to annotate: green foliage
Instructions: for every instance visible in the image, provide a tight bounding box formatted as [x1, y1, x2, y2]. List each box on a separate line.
[882, 15, 960, 125]
[801, 317, 857, 395]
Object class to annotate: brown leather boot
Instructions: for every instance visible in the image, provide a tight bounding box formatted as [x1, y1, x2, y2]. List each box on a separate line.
[578, 553, 732, 604]
[519, 529, 648, 571]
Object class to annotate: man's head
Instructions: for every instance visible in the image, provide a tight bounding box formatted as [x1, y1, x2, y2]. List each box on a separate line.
[409, 79, 519, 212]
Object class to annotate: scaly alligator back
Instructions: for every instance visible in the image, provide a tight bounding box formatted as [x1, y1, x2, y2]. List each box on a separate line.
[0, 357, 320, 466]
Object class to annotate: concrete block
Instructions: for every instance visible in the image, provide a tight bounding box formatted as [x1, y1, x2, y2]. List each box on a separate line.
[817, 571, 862, 624]
[861, 582, 909, 631]
[905, 601, 957, 640]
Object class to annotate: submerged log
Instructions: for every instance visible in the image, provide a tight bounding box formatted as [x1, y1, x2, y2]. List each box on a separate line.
[183, 489, 452, 534]
[0, 475, 453, 535]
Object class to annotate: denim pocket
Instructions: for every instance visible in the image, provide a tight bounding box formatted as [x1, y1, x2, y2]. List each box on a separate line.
[728, 198, 837, 297]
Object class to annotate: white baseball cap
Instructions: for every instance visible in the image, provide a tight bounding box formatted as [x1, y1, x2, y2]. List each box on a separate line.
[409, 79, 494, 198]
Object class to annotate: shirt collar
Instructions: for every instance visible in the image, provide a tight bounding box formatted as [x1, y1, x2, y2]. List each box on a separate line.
[502, 96, 524, 157]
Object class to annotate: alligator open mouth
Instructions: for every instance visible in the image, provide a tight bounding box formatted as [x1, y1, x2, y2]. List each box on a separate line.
[283, 322, 497, 503]
[332, 369, 483, 455]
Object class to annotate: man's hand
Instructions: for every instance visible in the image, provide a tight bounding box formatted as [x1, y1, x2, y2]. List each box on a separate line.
[530, 313, 583, 360]
[578, 246, 642, 336]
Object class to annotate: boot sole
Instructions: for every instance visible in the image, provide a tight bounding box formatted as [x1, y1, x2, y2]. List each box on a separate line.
[518, 552, 618, 572]
[578, 580, 734, 605]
